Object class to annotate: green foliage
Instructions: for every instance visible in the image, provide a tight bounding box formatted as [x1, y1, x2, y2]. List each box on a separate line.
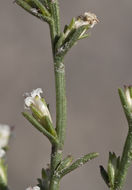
[22, 112, 59, 145]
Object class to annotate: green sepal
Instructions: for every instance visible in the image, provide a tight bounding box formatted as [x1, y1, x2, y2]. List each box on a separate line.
[31, 105, 43, 120]
[22, 112, 59, 145]
[0, 159, 7, 187]
[40, 116, 57, 138]
[118, 88, 132, 126]
[55, 155, 73, 174]
[30, 104, 57, 138]
[59, 152, 99, 178]
[100, 165, 110, 187]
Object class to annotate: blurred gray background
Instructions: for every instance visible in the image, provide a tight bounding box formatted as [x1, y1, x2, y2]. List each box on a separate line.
[0, 0, 132, 189]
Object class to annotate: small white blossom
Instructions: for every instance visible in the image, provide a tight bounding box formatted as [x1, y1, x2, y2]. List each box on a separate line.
[0, 124, 11, 148]
[26, 186, 40, 190]
[0, 149, 5, 158]
[24, 88, 52, 122]
[75, 12, 99, 29]
[31, 8, 38, 14]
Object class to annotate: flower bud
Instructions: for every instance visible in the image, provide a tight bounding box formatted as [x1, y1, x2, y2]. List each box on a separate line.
[24, 88, 52, 123]
[124, 85, 132, 111]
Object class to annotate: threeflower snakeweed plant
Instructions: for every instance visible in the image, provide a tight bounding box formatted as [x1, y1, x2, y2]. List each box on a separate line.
[0, 1, 132, 190]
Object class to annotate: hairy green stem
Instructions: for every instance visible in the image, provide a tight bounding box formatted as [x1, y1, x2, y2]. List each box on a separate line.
[48, 1, 66, 190]
[114, 88, 132, 189]
[115, 129, 132, 189]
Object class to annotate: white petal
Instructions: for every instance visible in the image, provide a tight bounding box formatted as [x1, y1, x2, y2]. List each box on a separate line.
[0, 124, 10, 148]
[34, 99, 52, 122]
[0, 149, 5, 158]
[26, 186, 40, 190]
[26, 187, 33, 190]
[31, 88, 43, 98]
[24, 97, 34, 108]
[0, 125, 10, 137]
[33, 186, 40, 190]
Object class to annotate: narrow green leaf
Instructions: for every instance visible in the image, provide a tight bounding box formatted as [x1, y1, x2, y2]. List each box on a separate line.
[55, 33, 65, 52]
[15, 0, 52, 23]
[59, 152, 99, 178]
[42, 168, 47, 179]
[68, 17, 75, 30]
[22, 112, 59, 145]
[99, 165, 110, 187]
[31, 0, 51, 16]
[114, 132, 132, 189]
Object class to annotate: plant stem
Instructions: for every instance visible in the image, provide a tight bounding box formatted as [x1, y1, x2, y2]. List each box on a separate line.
[48, 1, 66, 190]
[114, 89, 132, 189]
[115, 129, 132, 189]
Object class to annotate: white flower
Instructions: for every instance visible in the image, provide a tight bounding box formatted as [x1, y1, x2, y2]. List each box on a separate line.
[0, 124, 11, 148]
[31, 8, 38, 14]
[26, 186, 40, 190]
[124, 85, 132, 111]
[24, 88, 52, 122]
[75, 12, 99, 29]
[0, 149, 6, 158]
